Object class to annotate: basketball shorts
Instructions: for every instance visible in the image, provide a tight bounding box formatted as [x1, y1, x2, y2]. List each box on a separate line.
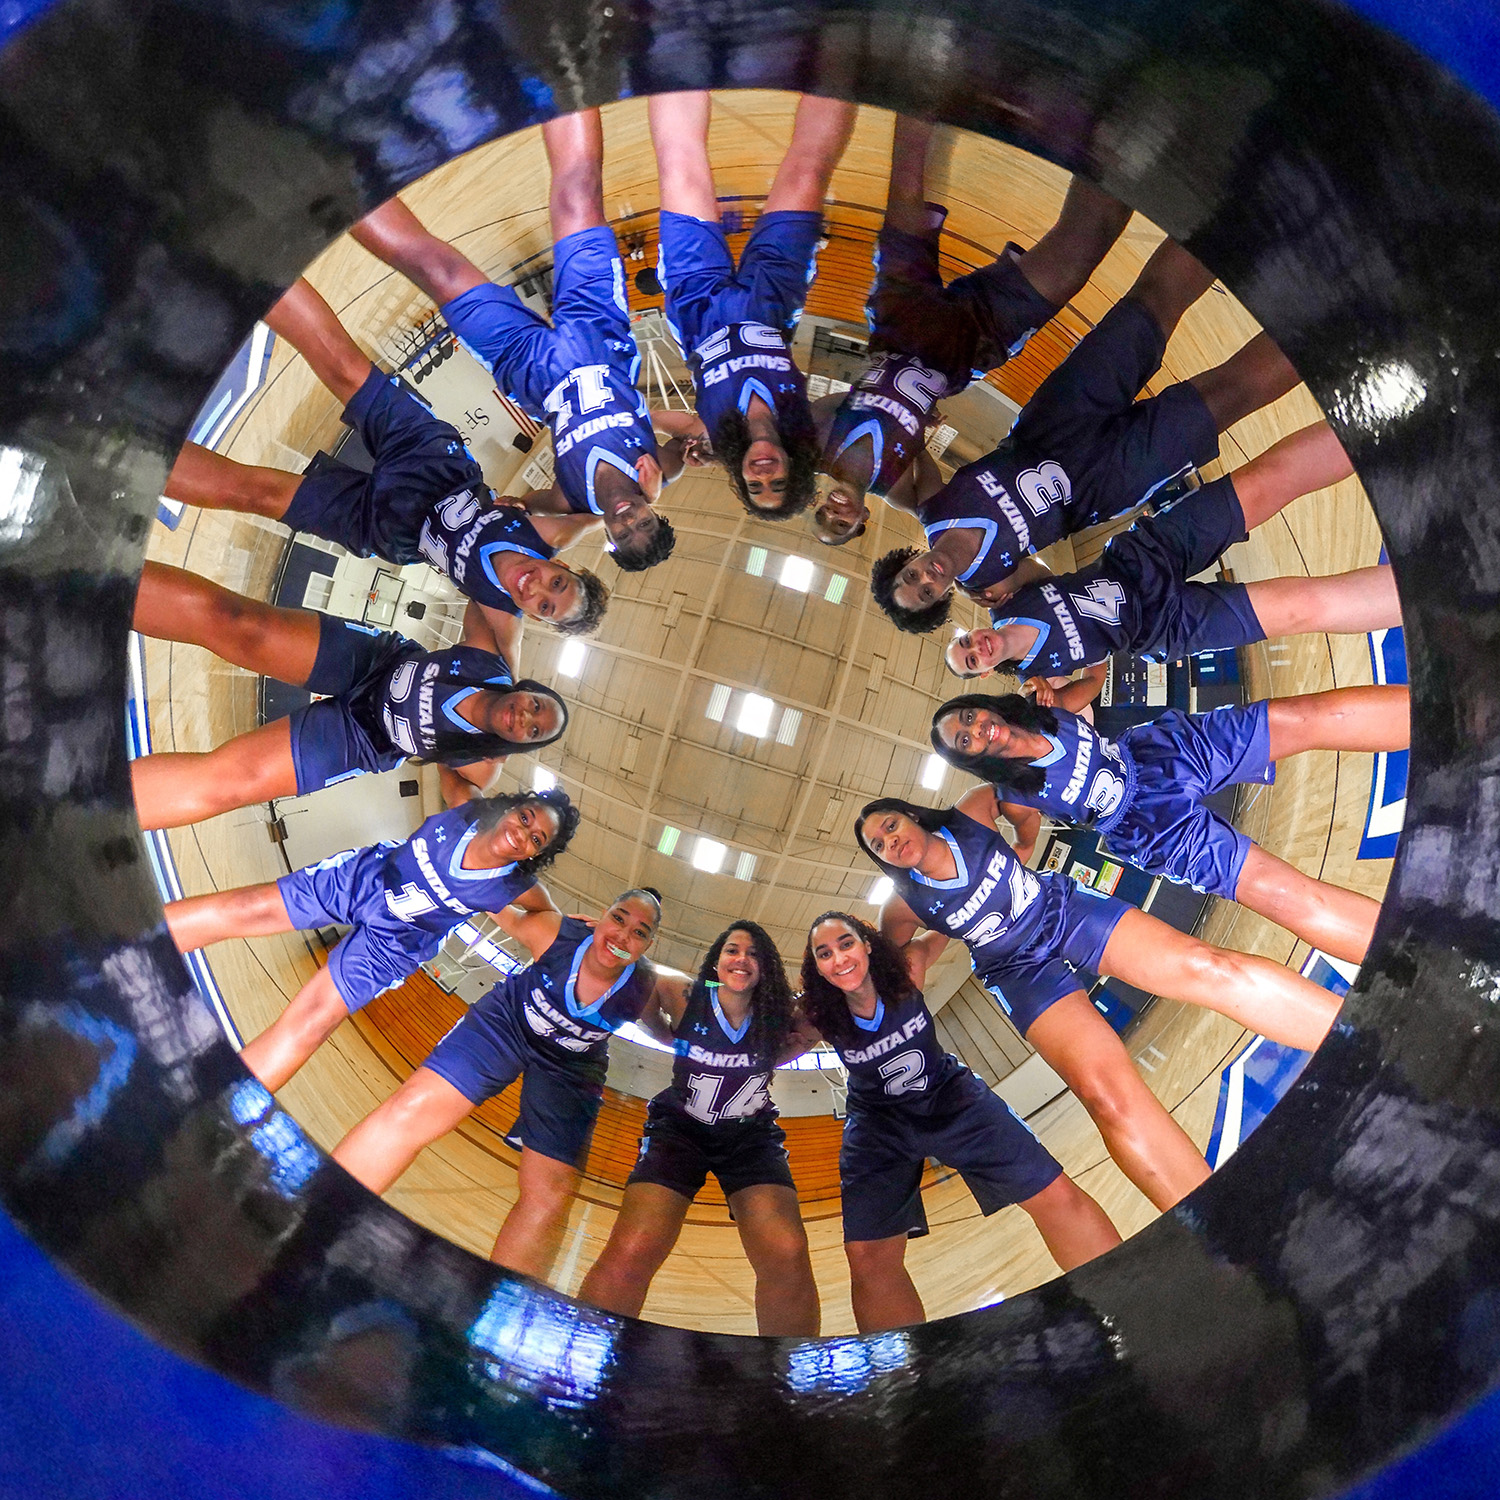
[627, 1102, 795, 1201]
[282, 369, 483, 564]
[1106, 700, 1274, 899]
[1012, 298, 1221, 526]
[840, 1072, 1062, 1242]
[976, 884, 1130, 1035]
[286, 616, 413, 794]
[442, 225, 635, 416]
[424, 990, 606, 1168]
[641, 0, 818, 90]
[277, 845, 444, 1012]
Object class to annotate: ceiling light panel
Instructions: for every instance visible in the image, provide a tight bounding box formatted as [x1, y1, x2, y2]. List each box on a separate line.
[780, 555, 816, 592]
[692, 837, 727, 874]
[736, 693, 775, 737]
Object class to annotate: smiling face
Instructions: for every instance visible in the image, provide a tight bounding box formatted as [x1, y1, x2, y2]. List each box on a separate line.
[511, 559, 583, 626]
[936, 704, 1014, 759]
[892, 551, 953, 613]
[859, 809, 929, 870]
[945, 626, 1007, 678]
[813, 482, 868, 544]
[603, 491, 660, 552]
[488, 691, 564, 745]
[494, 800, 561, 861]
[809, 917, 870, 993]
[716, 928, 761, 997]
[593, 894, 659, 971]
[744, 437, 789, 509]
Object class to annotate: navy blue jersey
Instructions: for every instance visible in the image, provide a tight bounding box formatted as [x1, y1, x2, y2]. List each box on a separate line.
[415, 490, 555, 617]
[832, 989, 967, 1117]
[988, 570, 1141, 677]
[544, 364, 657, 516]
[352, 642, 519, 766]
[822, 353, 960, 497]
[375, 802, 535, 935]
[658, 980, 775, 1126]
[889, 809, 1087, 982]
[488, 916, 655, 1064]
[691, 322, 807, 441]
[995, 709, 1138, 835]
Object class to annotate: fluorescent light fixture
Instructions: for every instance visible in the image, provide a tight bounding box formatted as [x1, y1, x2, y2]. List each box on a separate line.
[780, 555, 816, 592]
[532, 766, 557, 792]
[745, 546, 768, 577]
[920, 754, 946, 791]
[775, 708, 802, 746]
[691, 837, 726, 874]
[735, 851, 757, 882]
[737, 693, 775, 737]
[657, 825, 680, 857]
[557, 639, 587, 677]
[824, 574, 847, 605]
[866, 876, 893, 906]
[705, 683, 731, 723]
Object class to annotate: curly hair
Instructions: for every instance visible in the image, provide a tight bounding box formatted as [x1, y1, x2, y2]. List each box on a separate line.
[555, 567, 609, 636]
[473, 786, 580, 874]
[798, 911, 921, 1046]
[870, 547, 952, 634]
[930, 691, 1060, 795]
[696, 920, 797, 1070]
[612, 513, 677, 572]
[714, 399, 819, 521]
[854, 795, 951, 870]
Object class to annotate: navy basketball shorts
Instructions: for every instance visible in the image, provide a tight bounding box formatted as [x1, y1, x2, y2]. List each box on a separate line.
[286, 617, 411, 794]
[276, 845, 444, 1011]
[282, 369, 483, 563]
[1111, 474, 1266, 659]
[424, 993, 605, 1168]
[1012, 298, 1221, 519]
[840, 1074, 1062, 1242]
[642, 0, 818, 90]
[976, 886, 1130, 1034]
[627, 1102, 795, 1201]
[1105, 700, 1274, 899]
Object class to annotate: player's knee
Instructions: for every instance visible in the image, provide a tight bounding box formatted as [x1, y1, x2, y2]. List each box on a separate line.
[1183, 940, 1253, 997]
[749, 1220, 810, 1276]
[205, 587, 274, 658]
[1068, 1062, 1141, 1133]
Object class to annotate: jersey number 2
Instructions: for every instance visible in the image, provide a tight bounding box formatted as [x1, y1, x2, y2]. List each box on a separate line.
[877, 1049, 928, 1097]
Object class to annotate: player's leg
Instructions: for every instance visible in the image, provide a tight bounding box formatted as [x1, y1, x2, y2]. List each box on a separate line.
[133, 561, 322, 681]
[1266, 684, 1411, 759]
[350, 196, 488, 306]
[648, 91, 719, 221]
[163, 441, 301, 520]
[263, 279, 376, 407]
[1121, 238, 1217, 344]
[543, 107, 607, 240]
[131, 717, 298, 830]
[1012, 178, 1133, 309]
[1232, 844, 1381, 965]
[1023, 993, 1210, 1211]
[880, 114, 941, 238]
[762, 93, 857, 214]
[239, 964, 351, 1093]
[489, 1147, 583, 1280]
[164, 880, 294, 952]
[333, 1066, 477, 1193]
[844, 1235, 924, 1333]
[1229, 421, 1354, 531]
[1245, 564, 1401, 639]
[1098, 908, 1341, 1051]
[1016, 1174, 1123, 1271]
[730, 1183, 820, 1336]
[1188, 331, 1302, 434]
[577, 1182, 693, 1317]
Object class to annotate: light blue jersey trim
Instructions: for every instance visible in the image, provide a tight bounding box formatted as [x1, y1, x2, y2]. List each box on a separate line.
[910, 827, 971, 891]
[441, 688, 484, 734]
[563, 938, 637, 1020]
[447, 822, 519, 885]
[1030, 733, 1068, 769]
[992, 615, 1052, 675]
[737, 376, 779, 416]
[708, 982, 753, 1044]
[831, 417, 884, 479]
[851, 997, 886, 1033]
[583, 446, 640, 516]
[925, 516, 1000, 585]
[479, 538, 545, 595]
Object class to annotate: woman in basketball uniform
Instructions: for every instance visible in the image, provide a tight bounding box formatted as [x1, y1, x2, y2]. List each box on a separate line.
[131, 561, 568, 828]
[931, 684, 1410, 964]
[856, 787, 1342, 1210]
[334, 886, 663, 1282]
[800, 912, 1121, 1330]
[577, 921, 820, 1335]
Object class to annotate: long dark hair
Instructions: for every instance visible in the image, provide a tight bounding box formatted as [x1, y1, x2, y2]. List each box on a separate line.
[473, 786, 579, 874]
[854, 795, 950, 871]
[930, 691, 1060, 794]
[714, 397, 819, 521]
[696, 920, 796, 1069]
[798, 911, 920, 1046]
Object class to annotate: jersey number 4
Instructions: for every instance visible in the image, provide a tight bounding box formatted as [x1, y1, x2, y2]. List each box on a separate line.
[684, 1072, 770, 1125]
[1068, 578, 1127, 625]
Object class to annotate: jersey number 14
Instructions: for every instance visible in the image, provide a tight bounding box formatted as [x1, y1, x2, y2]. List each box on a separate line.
[684, 1072, 770, 1125]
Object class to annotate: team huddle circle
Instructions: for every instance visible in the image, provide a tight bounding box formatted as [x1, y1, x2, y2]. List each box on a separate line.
[144, 90, 1406, 1344]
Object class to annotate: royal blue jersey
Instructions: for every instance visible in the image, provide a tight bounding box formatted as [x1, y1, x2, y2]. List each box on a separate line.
[544, 364, 657, 517]
[822, 352, 960, 498]
[690, 322, 807, 441]
[375, 802, 536, 935]
[832, 988, 967, 1118]
[993, 709, 1139, 835]
[487, 916, 656, 1064]
[988, 567, 1146, 677]
[888, 809, 1085, 982]
[657, 980, 776, 1126]
[352, 642, 521, 767]
[415, 490, 555, 618]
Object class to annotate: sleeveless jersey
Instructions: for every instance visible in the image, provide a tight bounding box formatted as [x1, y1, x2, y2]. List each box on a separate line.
[991, 709, 1138, 836]
[415, 490, 555, 617]
[376, 801, 536, 935]
[352, 642, 520, 766]
[543, 363, 657, 517]
[658, 980, 776, 1126]
[989, 560, 1151, 677]
[887, 810, 1083, 982]
[691, 322, 807, 441]
[493, 916, 655, 1062]
[832, 989, 967, 1118]
[822, 352, 961, 497]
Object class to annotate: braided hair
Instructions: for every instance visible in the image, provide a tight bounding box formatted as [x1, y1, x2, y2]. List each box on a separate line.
[696, 920, 796, 1069]
[930, 691, 1060, 795]
[798, 911, 920, 1046]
